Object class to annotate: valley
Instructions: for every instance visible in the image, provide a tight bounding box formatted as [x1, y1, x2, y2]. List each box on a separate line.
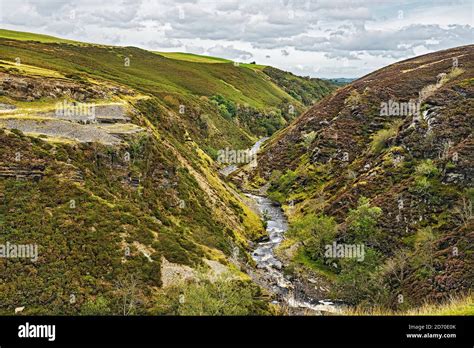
[0, 29, 472, 316]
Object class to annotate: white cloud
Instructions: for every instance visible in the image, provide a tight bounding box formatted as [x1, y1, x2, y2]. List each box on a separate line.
[207, 44, 253, 60]
[0, 0, 472, 78]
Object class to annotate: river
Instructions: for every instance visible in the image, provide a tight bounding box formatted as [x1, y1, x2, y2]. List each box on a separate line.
[219, 137, 340, 314]
[246, 193, 340, 314]
[219, 137, 268, 177]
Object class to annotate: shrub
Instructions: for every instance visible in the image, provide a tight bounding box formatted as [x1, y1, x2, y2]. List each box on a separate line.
[80, 296, 111, 315]
[370, 120, 402, 155]
[288, 214, 337, 261]
[334, 248, 385, 305]
[150, 272, 269, 315]
[346, 197, 382, 246]
[415, 159, 439, 177]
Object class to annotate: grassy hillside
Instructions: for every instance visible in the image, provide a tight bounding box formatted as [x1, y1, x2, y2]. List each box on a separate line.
[155, 52, 232, 64]
[246, 45, 474, 311]
[263, 66, 336, 106]
[0, 29, 336, 315]
[0, 28, 86, 45]
[156, 52, 267, 70]
[344, 293, 474, 315]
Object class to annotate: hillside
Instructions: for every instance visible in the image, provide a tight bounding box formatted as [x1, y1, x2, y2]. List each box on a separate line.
[243, 45, 474, 310]
[0, 29, 335, 315]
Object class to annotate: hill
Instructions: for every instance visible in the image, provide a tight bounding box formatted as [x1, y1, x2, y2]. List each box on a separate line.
[243, 45, 474, 310]
[0, 29, 336, 315]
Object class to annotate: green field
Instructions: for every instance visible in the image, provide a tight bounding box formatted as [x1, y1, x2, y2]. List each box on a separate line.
[0, 28, 86, 45]
[155, 52, 267, 70]
[0, 28, 337, 148]
[155, 51, 232, 64]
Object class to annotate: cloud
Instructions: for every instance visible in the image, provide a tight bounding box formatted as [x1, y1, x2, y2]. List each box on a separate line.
[185, 45, 205, 54]
[0, 0, 472, 78]
[144, 38, 183, 49]
[207, 44, 253, 60]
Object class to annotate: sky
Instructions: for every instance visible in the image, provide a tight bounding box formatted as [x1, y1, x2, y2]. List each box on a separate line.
[0, 0, 472, 78]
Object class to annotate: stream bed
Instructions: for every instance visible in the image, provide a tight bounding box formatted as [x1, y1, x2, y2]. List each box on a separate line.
[218, 137, 341, 314]
[246, 193, 341, 315]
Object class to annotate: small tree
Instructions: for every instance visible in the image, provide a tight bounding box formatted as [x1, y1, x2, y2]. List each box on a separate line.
[114, 274, 145, 315]
[454, 189, 473, 227]
[289, 214, 338, 261]
[346, 197, 382, 246]
[150, 271, 267, 316]
[335, 248, 385, 305]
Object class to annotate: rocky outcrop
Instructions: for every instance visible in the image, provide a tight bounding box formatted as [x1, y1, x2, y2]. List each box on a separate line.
[0, 72, 134, 102]
[0, 165, 45, 181]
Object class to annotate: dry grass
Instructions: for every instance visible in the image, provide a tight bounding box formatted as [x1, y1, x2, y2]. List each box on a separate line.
[342, 293, 474, 316]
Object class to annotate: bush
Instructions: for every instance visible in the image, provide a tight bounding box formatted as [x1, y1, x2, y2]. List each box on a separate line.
[415, 160, 439, 177]
[370, 120, 402, 155]
[150, 272, 269, 315]
[346, 197, 382, 246]
[288, 214, 337, 261]
[334, 248, 386, 305]
[80, 296, 111, 315]
[211, 94, 236, 119]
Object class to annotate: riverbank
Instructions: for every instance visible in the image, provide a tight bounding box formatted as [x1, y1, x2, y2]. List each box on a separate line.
[245, 193, 342, 315]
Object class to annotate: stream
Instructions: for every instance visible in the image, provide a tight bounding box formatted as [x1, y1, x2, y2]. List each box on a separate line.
[246, 193, 340, 314]
[219, 137, 268, 176]
[219, 137, 340, 314]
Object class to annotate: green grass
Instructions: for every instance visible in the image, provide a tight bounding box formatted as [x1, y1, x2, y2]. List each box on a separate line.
[0, 38, 292, 111]
[155, 52, 231, 64]
[293, 247, 337, 280]
[154, 52, 267, 70]
[0, 59, 64, 78]
[240, 63, 267, 70]
[0, 28, 85, 45]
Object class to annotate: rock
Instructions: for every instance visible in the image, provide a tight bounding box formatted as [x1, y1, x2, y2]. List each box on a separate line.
[0, 103, 16, 110]
[445, 173, 465, 184]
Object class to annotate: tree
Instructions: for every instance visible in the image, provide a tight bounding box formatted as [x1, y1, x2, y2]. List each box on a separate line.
[346, 197, 382, 246]
[114, 274, 146, 315]
[289, 214, 338, 261]
[150, 271, 268, 316]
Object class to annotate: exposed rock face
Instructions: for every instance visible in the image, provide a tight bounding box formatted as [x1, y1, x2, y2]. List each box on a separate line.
[160, 257, 196, 288]
[0, 119, 123, 145]
[0, 72, 134, 102]
[0, 165, 45, 181]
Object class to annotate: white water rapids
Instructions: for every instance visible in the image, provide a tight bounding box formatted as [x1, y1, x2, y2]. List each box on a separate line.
[246, 193, 340, 314]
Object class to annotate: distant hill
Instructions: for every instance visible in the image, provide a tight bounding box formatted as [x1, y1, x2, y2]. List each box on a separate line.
[324, 77, 357, 86]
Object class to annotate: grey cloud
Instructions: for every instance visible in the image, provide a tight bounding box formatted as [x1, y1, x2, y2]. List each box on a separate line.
[145, 39, 183, 49]
[0, 0, 472, 78]
[185, 45, 206, 54]
[207, 44, 253, 60]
